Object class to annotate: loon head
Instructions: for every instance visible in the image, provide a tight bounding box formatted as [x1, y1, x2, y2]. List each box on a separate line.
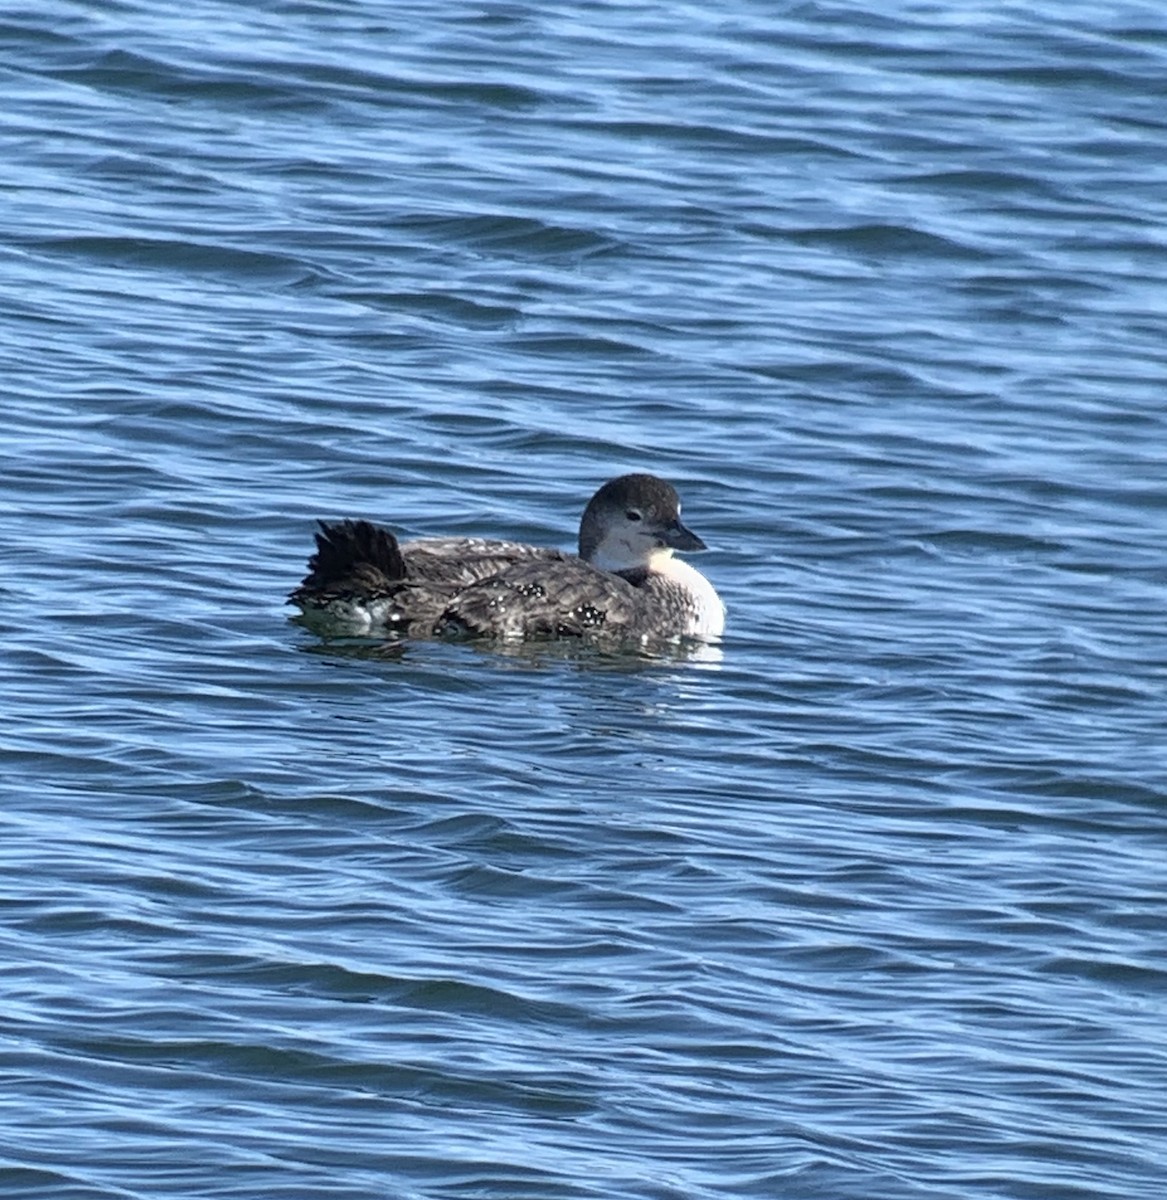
[578, 473, 707, 572]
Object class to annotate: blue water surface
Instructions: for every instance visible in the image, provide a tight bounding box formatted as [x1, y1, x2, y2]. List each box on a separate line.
[2, 2, 1165, 1197]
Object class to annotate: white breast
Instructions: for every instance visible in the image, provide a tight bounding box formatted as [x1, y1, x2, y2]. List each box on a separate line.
[655, 556, 725, 639]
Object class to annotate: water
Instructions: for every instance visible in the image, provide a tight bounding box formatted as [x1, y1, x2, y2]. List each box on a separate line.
[2, 2, 1166, 1197]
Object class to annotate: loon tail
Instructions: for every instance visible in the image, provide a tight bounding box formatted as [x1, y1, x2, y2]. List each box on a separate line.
[289, 519, 406, 603]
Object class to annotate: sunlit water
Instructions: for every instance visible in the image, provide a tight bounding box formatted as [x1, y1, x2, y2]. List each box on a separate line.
[2, 3, 1165, 1197]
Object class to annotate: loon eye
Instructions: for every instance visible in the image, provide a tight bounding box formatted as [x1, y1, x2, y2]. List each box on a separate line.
[625, 509, 642, 522]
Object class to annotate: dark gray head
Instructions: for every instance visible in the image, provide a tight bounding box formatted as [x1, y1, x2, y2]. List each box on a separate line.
[578, 473, 707, 570]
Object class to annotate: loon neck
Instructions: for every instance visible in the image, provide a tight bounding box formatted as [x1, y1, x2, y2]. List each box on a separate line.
[590, 545, 675, 574]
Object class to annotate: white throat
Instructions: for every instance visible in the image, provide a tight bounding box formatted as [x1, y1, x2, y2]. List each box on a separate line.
[591, 539, 662, 573]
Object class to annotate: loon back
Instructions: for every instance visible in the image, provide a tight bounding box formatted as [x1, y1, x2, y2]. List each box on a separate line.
[289, 519, 569, 636]
[433, 555, 723, 642]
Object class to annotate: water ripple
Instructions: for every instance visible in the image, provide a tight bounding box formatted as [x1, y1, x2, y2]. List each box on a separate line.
[2, 1, 1165, 1197]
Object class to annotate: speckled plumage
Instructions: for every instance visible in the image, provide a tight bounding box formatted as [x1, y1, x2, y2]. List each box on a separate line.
[289, 474, 725, 644]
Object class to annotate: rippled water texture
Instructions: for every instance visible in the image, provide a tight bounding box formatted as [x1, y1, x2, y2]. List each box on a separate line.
[2, 2, 1166, 1197]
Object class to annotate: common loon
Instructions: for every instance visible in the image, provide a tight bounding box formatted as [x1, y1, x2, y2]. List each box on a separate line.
[289, 473, 725, 644]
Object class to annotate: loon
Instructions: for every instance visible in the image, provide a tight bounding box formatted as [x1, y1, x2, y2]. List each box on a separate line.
[289, 473, 725, 644]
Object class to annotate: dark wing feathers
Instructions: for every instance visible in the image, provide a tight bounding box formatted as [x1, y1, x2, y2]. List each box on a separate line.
[290, 522, 587, 636]
[435, 557, 644, 639]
